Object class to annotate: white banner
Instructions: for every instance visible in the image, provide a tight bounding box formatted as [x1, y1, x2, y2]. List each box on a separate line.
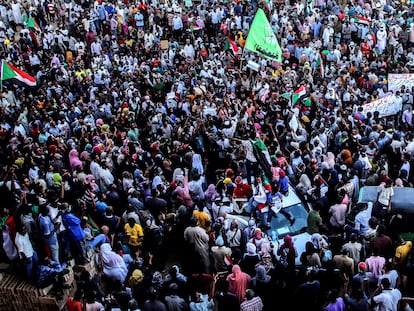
[388, 74, 414, 92]
[361, 94, 399, 118]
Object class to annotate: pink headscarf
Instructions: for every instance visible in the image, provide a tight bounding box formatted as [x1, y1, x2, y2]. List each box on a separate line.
[69, 149, 83, 172]
[395, 178, 404, 187]
[226, 265, 251, 302]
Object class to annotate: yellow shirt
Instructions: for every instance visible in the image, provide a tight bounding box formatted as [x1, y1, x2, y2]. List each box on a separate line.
[124, 223, 144, 246]
[393, 241, 412, 268]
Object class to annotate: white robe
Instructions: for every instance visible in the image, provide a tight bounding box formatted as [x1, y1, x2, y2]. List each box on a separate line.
[11, 2, 22, 24]
[376, 28, 387, 53]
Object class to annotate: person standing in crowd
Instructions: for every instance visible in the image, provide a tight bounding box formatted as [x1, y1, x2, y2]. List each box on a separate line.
[61, 203, 89, 265]
[371, 278, 402, 311]
[38, 203, 60, 263]
[240, 289, 263, 311]
[15, 223, 38, 281]
[373, 178, 394, 223]
[226, 264, 251, 303]
[184, 217, 211, 274]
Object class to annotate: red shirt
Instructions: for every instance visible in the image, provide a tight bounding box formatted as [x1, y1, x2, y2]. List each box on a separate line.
[233, 183, 253, 199]
[66, 297, 82, 311]
[361, 42, 371, 55]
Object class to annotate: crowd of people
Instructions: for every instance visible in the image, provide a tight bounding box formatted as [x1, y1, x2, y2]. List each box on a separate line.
[1, 0, 414, 310]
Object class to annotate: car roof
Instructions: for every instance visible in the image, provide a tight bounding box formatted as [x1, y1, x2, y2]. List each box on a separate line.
[284, 185, 303, 207]
[249, 183, 303, 207]
[359, 186, 414, 215]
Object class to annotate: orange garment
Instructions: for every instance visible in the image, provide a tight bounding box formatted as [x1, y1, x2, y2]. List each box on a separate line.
[66, 51, 73, 68]
[342, 149, 353, 167]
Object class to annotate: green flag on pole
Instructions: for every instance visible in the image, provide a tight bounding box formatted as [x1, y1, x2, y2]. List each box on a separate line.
[281, 93, 291, 100]
[244, 8, 282, 62]
[27, 16, 41, 32]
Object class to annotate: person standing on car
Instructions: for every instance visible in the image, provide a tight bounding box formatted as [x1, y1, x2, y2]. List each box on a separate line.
[374, 178, 394, 223]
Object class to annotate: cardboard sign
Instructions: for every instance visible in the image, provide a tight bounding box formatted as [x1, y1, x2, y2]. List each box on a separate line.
[160, 40, 169, 50]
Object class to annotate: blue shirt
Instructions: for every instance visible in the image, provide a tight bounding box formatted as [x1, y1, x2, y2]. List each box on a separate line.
[313, 22, 322, 38]
[277, 177, 289, 194]
[62, 213, 85, 241]
[267, 192, 282, 205]
[135, 12, 144, 27]
[39, 215, 57, 245]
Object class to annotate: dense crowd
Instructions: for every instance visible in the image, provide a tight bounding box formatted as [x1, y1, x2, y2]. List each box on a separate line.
[1, 0, 414, 310]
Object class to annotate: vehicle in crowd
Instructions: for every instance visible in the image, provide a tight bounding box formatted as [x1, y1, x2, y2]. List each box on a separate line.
[229, 184, 312, 266]
[358, 185, 414, 233]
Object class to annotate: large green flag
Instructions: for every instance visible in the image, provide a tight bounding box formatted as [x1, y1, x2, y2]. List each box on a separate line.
[245, 8, 282, 62]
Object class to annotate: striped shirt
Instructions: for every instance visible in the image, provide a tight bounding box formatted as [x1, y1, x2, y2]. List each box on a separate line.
[240, 296, 263, 311]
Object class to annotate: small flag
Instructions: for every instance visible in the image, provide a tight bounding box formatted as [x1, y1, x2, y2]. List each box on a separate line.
[190, 25, 202, 31]
[281, 93, 291, 100]
[245, 9, 282, 62]
[366, 31, 376, 46]
[319, 54, 324, 78]
[225, 36, 239, 54]
[315, 53, 324, 78]
[303, 97, 312, 107]
[26, 16, 41, 31]
[292, 85, 306, 106]
[354, 16, 370, 27]
[1, 61, 37, 88]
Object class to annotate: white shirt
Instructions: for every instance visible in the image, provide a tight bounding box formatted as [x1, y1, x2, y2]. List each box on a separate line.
[242, 140, 257, 163]
[377, 184, 394, 206]
[15, 232, 34, 259]
[373, 288, 401, 311]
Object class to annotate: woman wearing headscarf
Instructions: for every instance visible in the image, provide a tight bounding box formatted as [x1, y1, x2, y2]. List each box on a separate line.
[173, 167, 185, 184]
[327, 169, 340, 205]
[277, 235, 297, 271]
[240, 242, 261, 277]
[311, 233, 330, 260]
[226, 264, 251, 303]
[188, 170, 205, 204]
[300, 241, 322, 269]
[296, 173, 313, 197]
[192, 153, 204, 176]
[395, 178, 404, 187]
[251, 265, 274, 311]
[249, 228, 265, 251]
[98, 243, 128, 284]
[339, 149, 353, 167]
[151, 270, 165, 297]
[173, 168, 194, 208]
[204, 184, 220, 211]
[326, 152, 336, 169]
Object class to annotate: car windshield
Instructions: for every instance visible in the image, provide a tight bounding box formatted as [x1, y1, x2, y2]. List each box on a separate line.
[266, 202, 309, 239]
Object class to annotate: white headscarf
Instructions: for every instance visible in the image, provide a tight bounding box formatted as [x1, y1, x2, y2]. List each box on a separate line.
[100, 243, 126, 271]
[192, 153, 204, 175]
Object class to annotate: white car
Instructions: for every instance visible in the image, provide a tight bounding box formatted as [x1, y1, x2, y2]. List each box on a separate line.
[267, 185, 311, 266]
[229, 184, 311, 266]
